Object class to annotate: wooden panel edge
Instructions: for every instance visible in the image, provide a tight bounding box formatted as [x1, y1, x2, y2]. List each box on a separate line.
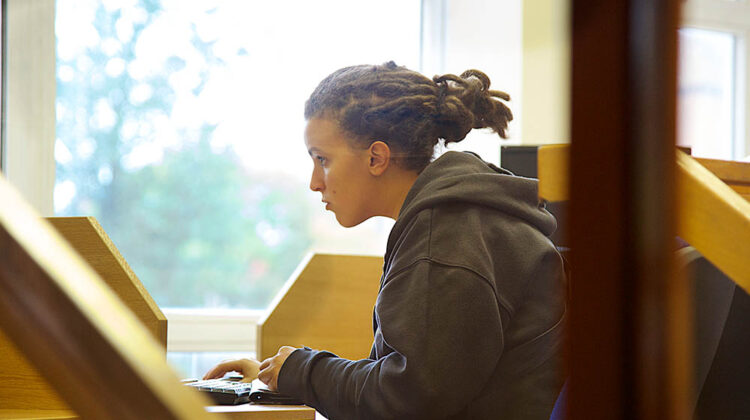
[538, 144, 570, 202]
[257, 252, 315, 328]
[46, 216, 168, 349]
[257, 253, 382, 361]
[84, 216, 167, 321]
[677, 151, 750, 293]
[0, 175, 213, 419]
[694, 157, 750, 185]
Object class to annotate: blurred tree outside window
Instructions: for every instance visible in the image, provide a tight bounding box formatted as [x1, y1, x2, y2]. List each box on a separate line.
[55, 0, 419, 310]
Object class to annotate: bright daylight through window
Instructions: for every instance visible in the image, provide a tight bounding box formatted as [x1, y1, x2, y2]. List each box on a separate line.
[54, 0, 419, 313]
[678, 27, 739, 160]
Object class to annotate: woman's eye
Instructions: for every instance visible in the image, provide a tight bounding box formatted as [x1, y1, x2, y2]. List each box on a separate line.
[316, 156, 327, 166]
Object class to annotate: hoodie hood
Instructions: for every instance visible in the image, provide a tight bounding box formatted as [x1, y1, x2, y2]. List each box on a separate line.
[387, 151, 557, 256]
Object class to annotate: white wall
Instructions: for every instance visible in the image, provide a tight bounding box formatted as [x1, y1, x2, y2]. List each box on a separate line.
[521, 0, 571, 145]
[4, 0, 56, 215]
[422, 0, 572, 164]
[423, 0, 522, 164]
[515, 0, 750, 158]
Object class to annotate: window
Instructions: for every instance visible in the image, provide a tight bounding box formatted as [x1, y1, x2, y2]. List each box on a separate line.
[53, 0, 525, 377]
[55, 0, 420, 312]
[677, 28, 738, 159]
[680, 0, 750, 160]
[55, 0, 421, 377]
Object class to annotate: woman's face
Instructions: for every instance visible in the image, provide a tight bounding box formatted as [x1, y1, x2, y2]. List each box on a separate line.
[304, 117, 378, 227]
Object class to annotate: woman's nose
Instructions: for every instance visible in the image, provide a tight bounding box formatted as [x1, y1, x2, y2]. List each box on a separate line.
[309, 168, 324, 192]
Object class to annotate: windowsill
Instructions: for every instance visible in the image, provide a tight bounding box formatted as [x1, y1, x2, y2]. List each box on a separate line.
[164, 308, 265, 353]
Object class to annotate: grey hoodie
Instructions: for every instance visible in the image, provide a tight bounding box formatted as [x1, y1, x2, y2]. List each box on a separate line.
[278, 151, 566, 420]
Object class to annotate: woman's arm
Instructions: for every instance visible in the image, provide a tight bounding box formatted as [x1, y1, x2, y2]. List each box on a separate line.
[275, 261, 504, 420]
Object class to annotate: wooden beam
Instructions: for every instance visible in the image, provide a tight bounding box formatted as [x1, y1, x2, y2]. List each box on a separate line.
[677, 152, 750, 293]
[694, 157, 750, 202]
[569, 1, 688, 419]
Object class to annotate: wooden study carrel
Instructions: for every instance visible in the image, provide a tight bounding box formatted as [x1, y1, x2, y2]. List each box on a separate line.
[0, 174, 314, 419]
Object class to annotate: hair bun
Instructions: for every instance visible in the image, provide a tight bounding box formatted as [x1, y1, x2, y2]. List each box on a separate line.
[433, 70, 513, 141]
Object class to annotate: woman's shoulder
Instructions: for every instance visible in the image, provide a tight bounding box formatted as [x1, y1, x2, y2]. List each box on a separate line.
[387, 203, 513, 273]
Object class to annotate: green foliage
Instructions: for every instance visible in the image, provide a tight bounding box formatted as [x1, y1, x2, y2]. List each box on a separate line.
[112, 137, 313, 307]
[55, 1, 313, 308]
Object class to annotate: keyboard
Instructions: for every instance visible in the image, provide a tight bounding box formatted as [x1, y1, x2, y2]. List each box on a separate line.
[183, 378, 305, 406]
[183, 378, 255, 405]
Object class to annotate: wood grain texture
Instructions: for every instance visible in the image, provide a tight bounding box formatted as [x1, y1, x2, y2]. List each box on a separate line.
[0, 404, 317, 420]
[46, 217, 167, 348]
[677, 151, 750, 294]
[694, 157, 750, 202]
[258, 253, 383, 361]
[694, 157, 750, 184]
[0, 174, 214, 419]
[0, 216, 170, 412]
[0, 409, 77, 419]
[0, 328, 69, 410]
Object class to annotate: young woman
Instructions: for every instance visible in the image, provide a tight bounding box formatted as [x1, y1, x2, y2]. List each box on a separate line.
[204, 62, 566, 420]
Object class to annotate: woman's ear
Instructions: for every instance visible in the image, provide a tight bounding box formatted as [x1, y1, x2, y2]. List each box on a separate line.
[368, 141, 391, 176]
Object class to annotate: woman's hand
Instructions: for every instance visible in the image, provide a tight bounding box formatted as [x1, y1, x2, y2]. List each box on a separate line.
[258, 346, 297, 391]
[202, 358, 261, 383]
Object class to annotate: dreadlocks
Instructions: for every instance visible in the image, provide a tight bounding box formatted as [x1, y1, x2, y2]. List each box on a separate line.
[305, 61, 513, 171]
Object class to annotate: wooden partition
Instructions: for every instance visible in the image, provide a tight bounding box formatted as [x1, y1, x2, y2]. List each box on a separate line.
[536, 144, 750, 207]
[537, 146, 750, 207]
[0, 328, 71, 416]
[677, 152, 750, 293]
[46, 217, 167, 348]
[0, 174, 214, 419]
[537, 144, 570, 203]
[0, 216, 169, 415]
[531, 142, 750, 418]
[694, 157, 750, 202]
[257, 253, 383, 361]
[535, 144, 750, 293]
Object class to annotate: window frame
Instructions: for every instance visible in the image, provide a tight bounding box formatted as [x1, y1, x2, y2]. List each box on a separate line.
[22, 0, 521, 355]
[39, 0, 428, 355]
[0, 0, 5, 174]
[3, 0, 261, 354]
[164, 308, 264, 352]
[3, 0, 55, 214]
[682, 0, 750, 160]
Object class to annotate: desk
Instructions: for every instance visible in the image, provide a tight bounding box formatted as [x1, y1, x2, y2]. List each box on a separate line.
[0, 410, 77, 419]
[0, 405, 316, 420]
[206, 404, 315, 419]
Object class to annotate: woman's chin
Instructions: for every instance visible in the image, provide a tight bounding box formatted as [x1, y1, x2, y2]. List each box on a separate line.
[336, 218, 359, 228]
[335, 213, 368, 228]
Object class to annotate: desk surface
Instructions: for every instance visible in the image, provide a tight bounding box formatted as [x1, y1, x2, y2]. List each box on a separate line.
[206, 404, 315, 419]
[0, 405, 316, 420]
[0, 410, 77, 419]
